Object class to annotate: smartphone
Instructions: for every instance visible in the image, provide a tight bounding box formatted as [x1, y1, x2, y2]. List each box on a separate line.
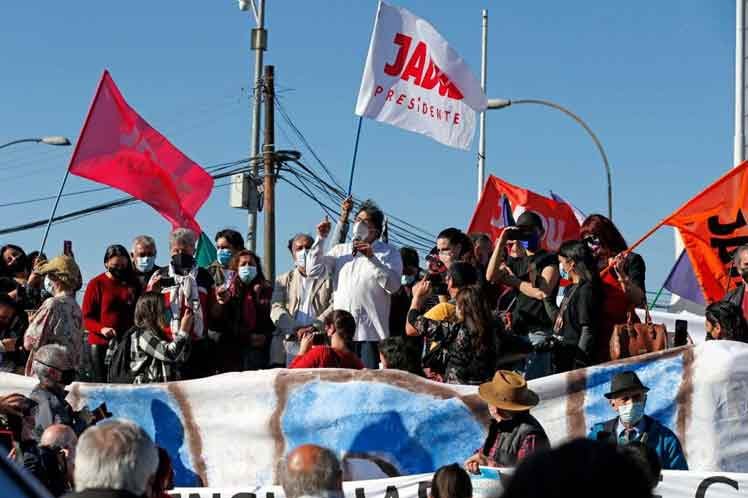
[0, 430, 14, 451]
[63, 240, 73, 256]
[674, 319, 688, 347]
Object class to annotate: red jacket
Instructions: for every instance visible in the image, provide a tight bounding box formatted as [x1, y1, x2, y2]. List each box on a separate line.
[82, 273, 139, 345]
[289, 346, 365, 369]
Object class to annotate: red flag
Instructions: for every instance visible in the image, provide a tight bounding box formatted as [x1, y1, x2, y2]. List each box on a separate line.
[68, 71, 213, 233]
[468, 175, 580, 251]
[661, 161, 748, 303]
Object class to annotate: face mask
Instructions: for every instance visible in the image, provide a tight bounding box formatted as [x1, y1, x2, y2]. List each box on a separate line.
[352, 221, 370, 241]
[618, 401, 645, 426]
[216, 249, 233, 267]
[239, 265, 258, 283]
[401, 274, 416, 286]
[559, 265, 570, 280]
[295, 249, 309, 269]
[44, 276, 55, 295]
[135, 256, 155, 273]
[108, 267, 130, 282]
[171, 254, 194, 275]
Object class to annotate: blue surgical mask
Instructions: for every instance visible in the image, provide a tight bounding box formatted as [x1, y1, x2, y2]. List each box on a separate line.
[238, 265, 257, 283]
[618, 401, 645, 426]
[44, 275, 55, 295]
[135, 256, 155, 273]
[217, 248, 233, 267]
[401, 274, 416, 286]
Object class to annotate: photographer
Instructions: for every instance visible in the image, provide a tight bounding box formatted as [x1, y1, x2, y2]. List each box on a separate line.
[29, 424, 77, 496]
[29, 345, 109, 441]
[486, 211, 559, 379]
[289, 310, 364, 369]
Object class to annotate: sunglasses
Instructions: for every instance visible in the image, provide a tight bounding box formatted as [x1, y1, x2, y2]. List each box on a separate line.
[583, 235, 601, 247]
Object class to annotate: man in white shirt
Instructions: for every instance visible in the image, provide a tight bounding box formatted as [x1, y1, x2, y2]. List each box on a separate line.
[307, 199, 403, 368]
[270, 233, 333, 366]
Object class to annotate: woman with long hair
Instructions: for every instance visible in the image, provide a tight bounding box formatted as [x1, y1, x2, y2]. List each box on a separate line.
[82, 244, 140, 382]
[408, 283, 497, 384]
[431, 463, 472, 498]
[130, 292, 192, 383]
[705, 301, 748, 343]
[216, 249, 274, 371]
[580, 214, 646, 364]
[544, 240, 601, 373]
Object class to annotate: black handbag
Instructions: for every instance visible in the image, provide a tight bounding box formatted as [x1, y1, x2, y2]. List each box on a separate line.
[421, 328, 457, 374]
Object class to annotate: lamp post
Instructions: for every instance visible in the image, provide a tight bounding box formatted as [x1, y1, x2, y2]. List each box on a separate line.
[0, 136, 71, 150]
[487, 98, 613, 220]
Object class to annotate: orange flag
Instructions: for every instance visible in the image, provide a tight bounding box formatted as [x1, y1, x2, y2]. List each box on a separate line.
[662, 161, 748, 303]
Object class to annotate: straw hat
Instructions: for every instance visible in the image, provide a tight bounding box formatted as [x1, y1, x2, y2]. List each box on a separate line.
[478, 370, 539, 411]
[37, 256, 82, 291]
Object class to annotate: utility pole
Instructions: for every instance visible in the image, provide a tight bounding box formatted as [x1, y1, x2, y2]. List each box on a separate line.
[263, 65, 276, 281]
[232, 0, 266, 251]
[477, 9, 488, 201]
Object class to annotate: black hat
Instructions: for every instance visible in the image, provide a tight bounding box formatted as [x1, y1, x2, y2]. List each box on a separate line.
[604, 371, 649, 399]
[516, 211, 544, 232]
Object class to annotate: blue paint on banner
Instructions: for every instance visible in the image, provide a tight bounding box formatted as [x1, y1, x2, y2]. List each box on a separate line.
[282, 380, 485, 476]
[81, 387, 201, 487]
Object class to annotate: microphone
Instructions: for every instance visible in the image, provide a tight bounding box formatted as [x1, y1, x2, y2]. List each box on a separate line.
[352, 236, 362, 257]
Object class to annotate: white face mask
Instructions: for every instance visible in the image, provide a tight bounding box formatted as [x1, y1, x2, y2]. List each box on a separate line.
[135, 256, 155, 273]
[352, 221, 370, 241]
[44, 275, 55, 295]
[295, 248, 309, 269]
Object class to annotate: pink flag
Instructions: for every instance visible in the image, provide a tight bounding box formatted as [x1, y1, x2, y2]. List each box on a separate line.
[69, 70, 213, 233]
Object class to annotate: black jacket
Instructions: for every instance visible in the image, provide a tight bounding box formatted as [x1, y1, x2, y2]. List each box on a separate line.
[723, 283, 745, 308]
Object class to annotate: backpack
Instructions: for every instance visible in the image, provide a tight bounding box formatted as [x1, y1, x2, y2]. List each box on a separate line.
[106, 327, 142, 383]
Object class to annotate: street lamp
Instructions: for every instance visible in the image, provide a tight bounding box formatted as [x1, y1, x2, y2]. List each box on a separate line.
[0, 136, 72, 150]
[487, 98, 613, 220]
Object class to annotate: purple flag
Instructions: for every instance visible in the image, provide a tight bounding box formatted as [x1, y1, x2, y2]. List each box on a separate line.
[664, 250, 706, 305]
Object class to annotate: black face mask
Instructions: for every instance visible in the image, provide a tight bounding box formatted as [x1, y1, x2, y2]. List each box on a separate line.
[171, 253, 194, 275]
[108, 267, 130, 282]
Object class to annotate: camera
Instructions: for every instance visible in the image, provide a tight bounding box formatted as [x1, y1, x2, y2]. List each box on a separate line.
[425, 250, 449, 296]
[504, 226, 535, 241]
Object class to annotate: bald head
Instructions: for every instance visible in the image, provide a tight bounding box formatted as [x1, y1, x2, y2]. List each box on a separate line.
[280, 444, 342, 498]
[41, 424, 77, 450]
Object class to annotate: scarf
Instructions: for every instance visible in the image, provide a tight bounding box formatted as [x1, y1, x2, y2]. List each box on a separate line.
[167, 264, 205, 339]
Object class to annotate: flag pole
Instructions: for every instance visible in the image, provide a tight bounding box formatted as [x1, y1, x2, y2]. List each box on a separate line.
[347, 116, 363, 196]
[39, 70, 109, 256]
[477, 9, 488, 202]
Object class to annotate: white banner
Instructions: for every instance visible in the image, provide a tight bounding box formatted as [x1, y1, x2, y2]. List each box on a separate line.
[355, 1, 487, 150]
[171, 469, 748, 498]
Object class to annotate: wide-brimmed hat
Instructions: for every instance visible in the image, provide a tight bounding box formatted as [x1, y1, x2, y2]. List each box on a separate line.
[478, 370, 539, 411]
[37, 256, 82, 291]
[604, 371, 650, 399]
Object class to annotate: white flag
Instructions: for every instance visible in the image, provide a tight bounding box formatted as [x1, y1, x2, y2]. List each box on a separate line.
[355, 1, 488, 150]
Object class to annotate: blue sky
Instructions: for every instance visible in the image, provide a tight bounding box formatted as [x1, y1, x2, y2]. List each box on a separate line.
[0, 1, 736, 297]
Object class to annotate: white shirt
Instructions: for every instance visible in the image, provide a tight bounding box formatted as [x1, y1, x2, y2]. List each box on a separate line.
[307, 236, 403, 342]
[293, 273, 315, 327]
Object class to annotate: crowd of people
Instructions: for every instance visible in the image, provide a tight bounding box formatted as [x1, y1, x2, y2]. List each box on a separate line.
[0, 195, 743, 496]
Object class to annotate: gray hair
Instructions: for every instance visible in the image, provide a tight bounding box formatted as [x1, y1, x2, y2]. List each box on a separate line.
[74, 419, 158, 495]
[280, 446, 342, 498]
[735, 245, 748, 265]
[169, 228, 197, 250]
[289, 233, 313, 253]
[131, 235, 157, 254]
[32, 344, 71, 381]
